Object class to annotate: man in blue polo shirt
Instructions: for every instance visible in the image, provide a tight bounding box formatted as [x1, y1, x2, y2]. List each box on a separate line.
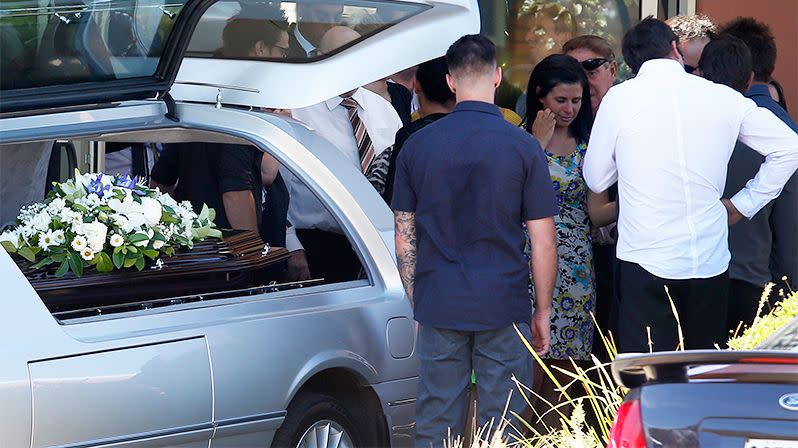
[392, 34, 558, 447]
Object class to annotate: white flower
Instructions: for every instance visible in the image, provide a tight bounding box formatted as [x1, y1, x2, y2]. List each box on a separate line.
[46, 198, 66, 215]
[0, 229, 20, 249]
[38, 230, 56, 251]
[110, 214, 132, 233]
[76, 221, 108, 252]
[71, 235, 87, 251]
[52, 229, 66, 244]
[140, 197, 163, 226]
[80, 247, 95, 261]
[31, 212, 51, 231]
[152, 240, 165, 250]
[109, 233, 124, 247]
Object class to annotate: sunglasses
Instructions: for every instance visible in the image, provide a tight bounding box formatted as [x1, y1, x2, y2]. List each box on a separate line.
[684, 64, 697, 74]
[581, 58, 609, 71]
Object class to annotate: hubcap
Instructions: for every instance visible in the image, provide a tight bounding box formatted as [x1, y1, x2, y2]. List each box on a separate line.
[296, 419, 354, 448]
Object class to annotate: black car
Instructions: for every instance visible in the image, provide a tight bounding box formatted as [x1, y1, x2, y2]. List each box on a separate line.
[608, 318, 798, 448]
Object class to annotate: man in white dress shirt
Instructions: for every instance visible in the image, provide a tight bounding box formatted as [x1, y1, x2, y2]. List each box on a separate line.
[283, 26, 403, 282]
[584, 18, 798, 352]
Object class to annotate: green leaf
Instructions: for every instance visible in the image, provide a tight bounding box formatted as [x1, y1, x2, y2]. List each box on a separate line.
[142, 249, 159, 260]
[128, 233, 149, 243]
[87, 254, 100, 266]
[208, 207, 216, 223]
[72, 203, 88, 213]
[1, 241, 17, 254]
[67, 252, 83, 277]
[30, 257, 54, 270]
[199, 203, 210, 221]
[127, 246, 138, 254]
[112, 251, 124, 269]
[123, 257, 137, 268]
[97, 252, 114, 273]
[52, 253, 67, 263]
[134, 255, 145, 271]
[207, 228, 223, 239]
[18, 246, 37, 262]
[55, 260, 69, 277]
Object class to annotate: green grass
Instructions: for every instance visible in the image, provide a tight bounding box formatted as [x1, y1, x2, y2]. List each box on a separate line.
[452, 285, 798, 448]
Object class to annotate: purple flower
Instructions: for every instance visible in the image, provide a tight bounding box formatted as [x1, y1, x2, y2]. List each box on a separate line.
[116, 174, 147, 196]
[87, 174, 111, 198]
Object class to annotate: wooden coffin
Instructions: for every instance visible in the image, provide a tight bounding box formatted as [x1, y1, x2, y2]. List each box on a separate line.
[18, 230, 290, 315]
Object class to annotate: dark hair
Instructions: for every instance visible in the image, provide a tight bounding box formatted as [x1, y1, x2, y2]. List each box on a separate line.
[523, 54, 593, 144]
[720, 17, 776, 82]
[445, 34, 496, 78]
[698, 35, 752, 93]
[415, 56, 454, 105]
[770, 79, 789, 112]
[622, 17, 678, 74]
[562, 35, 615, 61]
[222, 6, 288, 58]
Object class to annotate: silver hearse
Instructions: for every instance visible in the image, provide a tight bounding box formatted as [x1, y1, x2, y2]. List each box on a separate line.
[0, 0, 479, 447]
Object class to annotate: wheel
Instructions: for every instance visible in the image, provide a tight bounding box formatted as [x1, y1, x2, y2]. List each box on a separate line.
[271, 392, 364, 448]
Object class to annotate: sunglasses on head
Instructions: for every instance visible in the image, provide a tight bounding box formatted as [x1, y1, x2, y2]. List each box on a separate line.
[581, 58, 609, 71]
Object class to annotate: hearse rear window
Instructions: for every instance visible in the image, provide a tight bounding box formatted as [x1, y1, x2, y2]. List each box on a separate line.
[1, 136, 369, 321]
[0, 0, 186, 90]
[185, 0, 427, 61]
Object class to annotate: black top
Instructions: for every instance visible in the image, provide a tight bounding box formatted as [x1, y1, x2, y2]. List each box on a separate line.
[382, 112, 447, 204]
[151, 142, 262, 230]
[387, 82, 413, 126]
[391, 101, 558, 331]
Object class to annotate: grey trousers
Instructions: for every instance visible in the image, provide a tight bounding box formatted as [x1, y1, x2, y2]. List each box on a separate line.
[414, 323, 533, 448]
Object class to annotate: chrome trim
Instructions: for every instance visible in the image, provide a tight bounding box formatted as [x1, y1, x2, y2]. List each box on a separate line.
[174, 81, 260, 93]
[52, 422, 213, 448]
[215, 411, 287, 427]
[388, 398, 416, 407]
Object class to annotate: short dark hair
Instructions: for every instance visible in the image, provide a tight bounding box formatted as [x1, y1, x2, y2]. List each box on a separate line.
[698, 35, 752, 93]
[720, 17, 776, 82]
[415, 56, 454, 105]
[562, 35, 615, 61]
[622, 17, 678, 74]
[523, 54, 593, 144]
[222, 5, 288, 58]
[445, 34, 496, 78]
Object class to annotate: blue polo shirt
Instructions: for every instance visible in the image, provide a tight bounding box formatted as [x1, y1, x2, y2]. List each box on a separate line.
[391, 101, 558, 331]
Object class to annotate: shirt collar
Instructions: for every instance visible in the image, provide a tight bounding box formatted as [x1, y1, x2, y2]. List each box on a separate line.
[453, 100, 501, 116]
[745, 84, 771, 99]
[635, 58, 686, 78]
[294, 25, 315, 56]
[325, 87, 363, 111]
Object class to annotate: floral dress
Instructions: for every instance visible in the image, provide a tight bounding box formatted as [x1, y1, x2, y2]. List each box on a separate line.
[525, 143, 596, 361]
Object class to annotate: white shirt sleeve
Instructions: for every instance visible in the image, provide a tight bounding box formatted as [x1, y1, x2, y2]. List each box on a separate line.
[584, 92, 620, 193]
[731, 101, 798, 218]
[285, 223, 303, 252]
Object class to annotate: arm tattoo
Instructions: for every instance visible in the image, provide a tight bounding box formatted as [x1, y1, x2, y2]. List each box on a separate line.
[394, 211, 417, 305]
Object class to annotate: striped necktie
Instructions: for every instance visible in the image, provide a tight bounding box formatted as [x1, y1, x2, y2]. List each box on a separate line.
[340, 96, 375, 173]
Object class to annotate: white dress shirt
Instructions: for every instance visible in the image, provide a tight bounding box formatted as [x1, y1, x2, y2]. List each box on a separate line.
[284, 87, 402, 247]
[585, 59, 798, 280]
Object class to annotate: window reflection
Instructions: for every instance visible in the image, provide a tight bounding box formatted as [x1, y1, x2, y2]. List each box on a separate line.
[479, 0, 641, 109]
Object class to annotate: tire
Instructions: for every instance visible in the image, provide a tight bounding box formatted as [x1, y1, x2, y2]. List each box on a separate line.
[271, 392, 365, 448]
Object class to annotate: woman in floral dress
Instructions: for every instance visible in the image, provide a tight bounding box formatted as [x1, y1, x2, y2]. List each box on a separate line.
[521, 54, 598, 428]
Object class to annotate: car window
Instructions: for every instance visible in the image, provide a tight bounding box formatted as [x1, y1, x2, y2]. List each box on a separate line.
[0, 137, 369, 321]
[0, 0, 186, 90]
[185, 0, 427, 61]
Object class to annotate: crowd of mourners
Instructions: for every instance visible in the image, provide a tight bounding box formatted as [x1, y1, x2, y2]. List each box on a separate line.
[96, 6, 798, 446]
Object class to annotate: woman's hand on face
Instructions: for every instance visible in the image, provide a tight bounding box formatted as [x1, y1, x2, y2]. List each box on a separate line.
[532, 108, 556, 149]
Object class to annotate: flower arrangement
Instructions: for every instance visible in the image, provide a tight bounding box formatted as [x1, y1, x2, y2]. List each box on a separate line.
[0, 171, 222, 277]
